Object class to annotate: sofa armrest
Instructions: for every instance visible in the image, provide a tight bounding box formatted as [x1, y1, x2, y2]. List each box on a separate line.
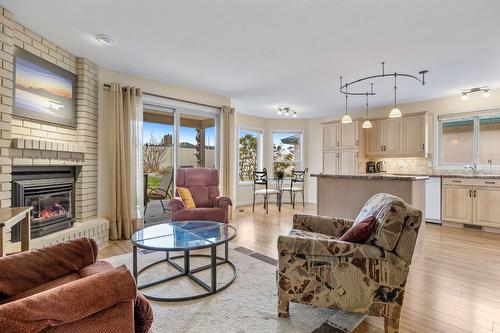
[0, 265, 136, 333]
[0, 238, 97, 299]
[169, 197, 185, 213]
[214, 196, 232, 209]
[292, 214, 354, 238]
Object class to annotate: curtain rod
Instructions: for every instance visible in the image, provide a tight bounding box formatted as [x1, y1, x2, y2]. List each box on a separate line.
[103, 83, 222, 110]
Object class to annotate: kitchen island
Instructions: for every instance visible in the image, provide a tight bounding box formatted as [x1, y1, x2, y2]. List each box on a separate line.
[311, 173, 428, 220]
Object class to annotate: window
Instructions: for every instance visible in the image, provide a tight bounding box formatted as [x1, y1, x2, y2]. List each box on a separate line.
[439, 111, 500, 167]
[238, 128, 262, 182]
[272, 131, 303, 176]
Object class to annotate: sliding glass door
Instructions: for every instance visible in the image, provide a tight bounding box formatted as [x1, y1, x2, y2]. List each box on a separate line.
[142, 97, 219, 224]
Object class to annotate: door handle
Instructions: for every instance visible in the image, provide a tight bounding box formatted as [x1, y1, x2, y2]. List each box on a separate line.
[469, 189, 472, 198]
[473, 190, 477, 198]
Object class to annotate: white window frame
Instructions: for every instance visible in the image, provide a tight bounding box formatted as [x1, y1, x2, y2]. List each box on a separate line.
[437, 109, 500, 170]
[270, 130, 304, 176]
[237, 126, 263, 185]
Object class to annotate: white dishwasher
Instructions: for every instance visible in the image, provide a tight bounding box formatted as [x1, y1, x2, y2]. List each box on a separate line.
[425, 177, 442, 223]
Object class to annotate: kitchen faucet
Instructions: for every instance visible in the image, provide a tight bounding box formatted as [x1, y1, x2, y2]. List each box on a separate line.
[464, 162, 478, 175]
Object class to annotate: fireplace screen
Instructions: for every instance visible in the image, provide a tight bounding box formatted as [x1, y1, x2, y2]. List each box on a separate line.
[26, 191, 72, 225]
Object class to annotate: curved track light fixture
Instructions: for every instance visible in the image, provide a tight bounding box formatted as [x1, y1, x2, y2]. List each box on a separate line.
[339, 62, 428, 119]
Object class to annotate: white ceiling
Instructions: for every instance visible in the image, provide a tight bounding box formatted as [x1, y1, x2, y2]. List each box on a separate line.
[2, 0, 500, 118]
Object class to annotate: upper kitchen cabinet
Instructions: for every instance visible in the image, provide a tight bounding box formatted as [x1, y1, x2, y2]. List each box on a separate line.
[365, 112, 431, 157]
[340, 121, 358, 149]
[404, 114, 430, 156]
[323, 121, 360, 150]
[323, 123, 339, 149]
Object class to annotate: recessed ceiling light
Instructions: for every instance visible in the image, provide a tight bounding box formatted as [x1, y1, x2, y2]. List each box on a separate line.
[95, 34, 115, 46]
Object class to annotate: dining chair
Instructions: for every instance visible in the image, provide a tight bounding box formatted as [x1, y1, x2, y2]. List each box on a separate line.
[253, 168, 281, 214]
[281, 168, 308, 209]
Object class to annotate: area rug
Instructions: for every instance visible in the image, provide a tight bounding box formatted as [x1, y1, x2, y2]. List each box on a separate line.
[105, 246, 370, 333]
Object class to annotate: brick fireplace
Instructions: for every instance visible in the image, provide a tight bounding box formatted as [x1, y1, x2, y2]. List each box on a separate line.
[0, 6, 109, 248]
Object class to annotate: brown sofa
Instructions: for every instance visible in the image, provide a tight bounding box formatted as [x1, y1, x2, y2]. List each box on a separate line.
[0, 237, 153, 333]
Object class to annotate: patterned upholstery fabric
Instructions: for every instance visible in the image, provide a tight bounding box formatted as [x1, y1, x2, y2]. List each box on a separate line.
[354, 193, 407, 251]
[277, 195, 422, 333]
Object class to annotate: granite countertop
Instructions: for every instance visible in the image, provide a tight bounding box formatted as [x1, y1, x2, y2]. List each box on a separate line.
[389, 173, 500, 179]
[311, 173, 429, 181]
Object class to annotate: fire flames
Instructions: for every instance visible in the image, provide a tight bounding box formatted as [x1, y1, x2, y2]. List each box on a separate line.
[34, 201, 68, 223]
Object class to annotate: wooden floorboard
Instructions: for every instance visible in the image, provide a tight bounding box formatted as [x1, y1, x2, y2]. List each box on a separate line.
[99, 203, 500, 333]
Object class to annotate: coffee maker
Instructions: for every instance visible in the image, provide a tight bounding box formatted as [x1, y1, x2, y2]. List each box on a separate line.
[366, 161, 376, 173]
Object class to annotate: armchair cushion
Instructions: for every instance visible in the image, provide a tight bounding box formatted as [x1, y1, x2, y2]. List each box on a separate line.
[339, 216, 376, 243]
[0, 265, 136, 333]
[177, 187, 196, 208]
[354, 193, 407, 251]
[0, 237, 97, 300]
[172, 207, 226, 223]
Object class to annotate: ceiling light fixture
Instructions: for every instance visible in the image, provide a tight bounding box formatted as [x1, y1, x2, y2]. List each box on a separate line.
[362, 85, 373, 129]
[277, 106, 297, 118]
[339, 62, 428, 119]
[460, 87, 490, 100]
[389, 73, 402, 118]
[95, 34, 115, 46]
[341, 94, 353, 124]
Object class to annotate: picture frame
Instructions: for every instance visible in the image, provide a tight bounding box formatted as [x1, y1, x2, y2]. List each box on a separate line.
[13, 47, 77, 128]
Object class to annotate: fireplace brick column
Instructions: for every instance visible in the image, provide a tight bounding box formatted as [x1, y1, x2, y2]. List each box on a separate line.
[0, 7, 14, 208]
[75, 58, 98, 223]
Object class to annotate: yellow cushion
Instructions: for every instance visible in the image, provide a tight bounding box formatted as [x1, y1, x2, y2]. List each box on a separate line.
[178, 187, 196, 208]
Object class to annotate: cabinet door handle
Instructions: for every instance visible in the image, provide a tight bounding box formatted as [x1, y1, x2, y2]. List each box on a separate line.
[422, 143, 425, 150]
[485, 181, 496, 185]
[469, 189, 472, 198]
[473, 190, 477, 198]
[452, 180, 462, 183]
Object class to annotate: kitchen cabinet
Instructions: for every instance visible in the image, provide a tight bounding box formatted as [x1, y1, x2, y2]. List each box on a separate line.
[339, 150, 359, 174]
[323, 123, 339, 149]
[366, 120, 383, 155]
[323, 150, 358, 174]
[322, 121, 361, 175]
[323, 151, 338, 174]
[365, 112, 430, 157]
[384, 118, 403, 153]
[442, 178, 500, 227]
[403, 115, 429, 155]
[442, 185, 472, 224]
[340, 122, 358, 149]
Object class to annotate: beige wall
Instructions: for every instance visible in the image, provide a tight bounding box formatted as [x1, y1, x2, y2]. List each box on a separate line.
[307, 89, 500, 203]
[234, 113, 309, 206]
[98, 68, 230, 217]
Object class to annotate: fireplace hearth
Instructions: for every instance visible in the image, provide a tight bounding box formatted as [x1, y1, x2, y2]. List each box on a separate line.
[12, 166, 75, 240]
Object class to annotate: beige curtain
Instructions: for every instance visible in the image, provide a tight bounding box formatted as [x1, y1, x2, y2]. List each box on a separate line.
[108, 83, 144, 240]
[221, 106, 235, 201]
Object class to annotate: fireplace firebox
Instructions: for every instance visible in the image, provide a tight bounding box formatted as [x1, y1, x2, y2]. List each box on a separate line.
[12, 166, 75, 241]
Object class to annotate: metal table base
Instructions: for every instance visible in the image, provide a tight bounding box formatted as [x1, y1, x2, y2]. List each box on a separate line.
[133, 242, 237, 302]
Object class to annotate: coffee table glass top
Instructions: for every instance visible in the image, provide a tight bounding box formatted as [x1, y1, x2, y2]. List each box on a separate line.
[132, 221, 236, 251]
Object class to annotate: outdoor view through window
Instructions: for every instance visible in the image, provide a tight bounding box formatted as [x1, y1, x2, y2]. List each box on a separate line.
[238, 129, 260, 181]
[273, 132, 302, 176]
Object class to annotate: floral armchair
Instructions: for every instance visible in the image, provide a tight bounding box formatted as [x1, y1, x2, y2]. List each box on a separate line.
[277, 193, 422, 333]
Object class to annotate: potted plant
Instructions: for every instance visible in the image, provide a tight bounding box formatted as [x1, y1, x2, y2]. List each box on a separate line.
[275, 169, 285, 180]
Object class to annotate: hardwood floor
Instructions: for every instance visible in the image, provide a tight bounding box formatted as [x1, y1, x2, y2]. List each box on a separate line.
[99, 203, 500, 333]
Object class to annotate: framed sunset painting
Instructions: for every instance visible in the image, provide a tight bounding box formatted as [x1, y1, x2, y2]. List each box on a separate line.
[13, 47, 76, 127]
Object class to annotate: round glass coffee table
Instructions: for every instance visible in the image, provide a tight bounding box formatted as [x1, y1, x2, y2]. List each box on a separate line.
[131, 220, 237, 302]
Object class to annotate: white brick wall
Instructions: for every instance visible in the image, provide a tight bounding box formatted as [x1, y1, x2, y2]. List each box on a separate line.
[0, 6, 101, 234]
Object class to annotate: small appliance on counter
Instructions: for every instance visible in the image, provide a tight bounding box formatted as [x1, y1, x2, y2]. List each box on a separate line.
[366, 161, 376, 173]
[376, 161, 387, 173]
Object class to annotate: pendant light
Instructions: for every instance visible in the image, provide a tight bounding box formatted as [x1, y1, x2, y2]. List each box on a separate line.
[341, 93, 352, 124]
[362, 88, 373, 129]
[389, 73, 402, 118]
